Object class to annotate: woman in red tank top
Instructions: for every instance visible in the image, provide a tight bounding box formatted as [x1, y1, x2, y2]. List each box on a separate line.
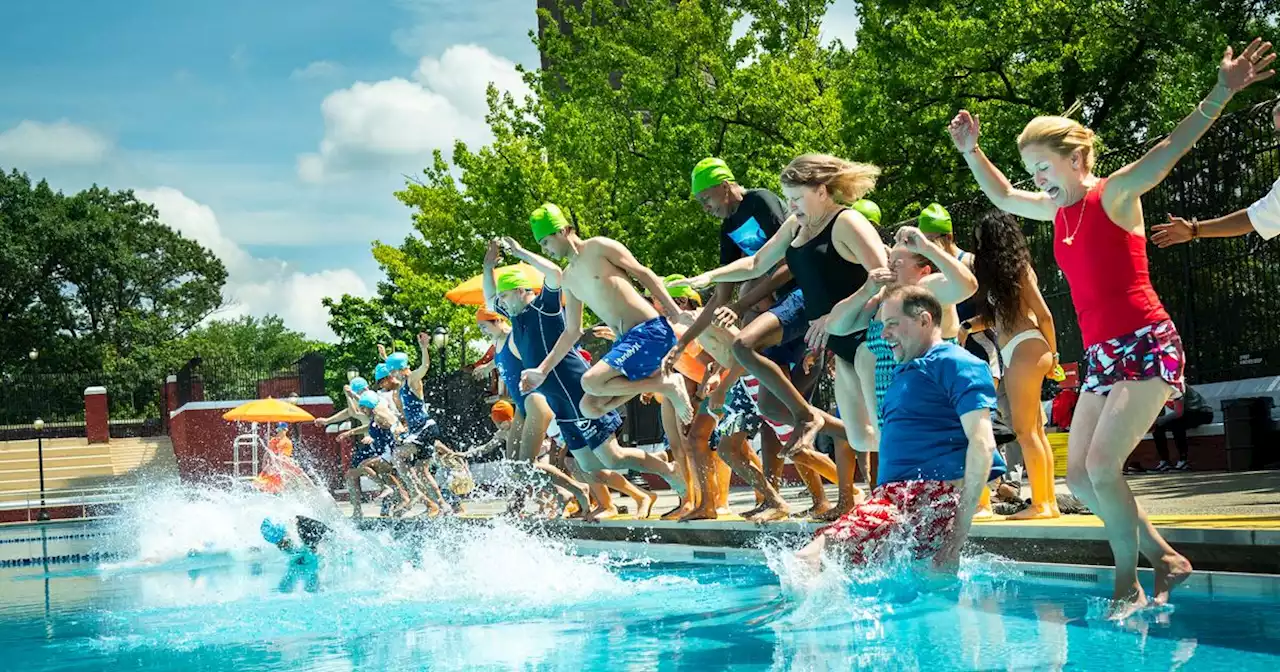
[947, 38, 1273, 617]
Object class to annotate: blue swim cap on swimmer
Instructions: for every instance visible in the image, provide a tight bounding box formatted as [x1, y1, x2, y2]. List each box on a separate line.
[260, 518, 286, 545]
[274, 422, 289, 432]
[349, 377, 369, 394]
[358, 390, 380, 410]
[386, 352, 409, 371]
[374, 363, 390, 382]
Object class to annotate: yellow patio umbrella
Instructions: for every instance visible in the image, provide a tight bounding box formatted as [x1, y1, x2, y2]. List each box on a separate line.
[445, 263, 544, 306]
[222, 397, 315, 423]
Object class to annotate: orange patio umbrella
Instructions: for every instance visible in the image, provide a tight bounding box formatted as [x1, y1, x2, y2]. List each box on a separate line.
[445, 263, 544, 306]
[222, 398, 315, 423]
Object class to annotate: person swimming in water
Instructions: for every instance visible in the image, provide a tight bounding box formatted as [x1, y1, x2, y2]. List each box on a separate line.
[260, 515, 332, 593]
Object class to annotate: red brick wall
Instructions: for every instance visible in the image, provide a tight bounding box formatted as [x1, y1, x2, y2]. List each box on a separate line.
[168, 399, 342, 489]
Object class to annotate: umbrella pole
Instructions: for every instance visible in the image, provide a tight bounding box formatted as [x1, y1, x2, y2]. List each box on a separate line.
[253, 422, 260, 476]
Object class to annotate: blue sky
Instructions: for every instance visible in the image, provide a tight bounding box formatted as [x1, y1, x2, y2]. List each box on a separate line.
[0, 0, 856, 341]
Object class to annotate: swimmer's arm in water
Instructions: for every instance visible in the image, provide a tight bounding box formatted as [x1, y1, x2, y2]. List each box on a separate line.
[522, 289, 585, 393]
[501, 236, 562, 290]
[1023, 266, 1058, 356]
[937, 408, 998, 572]
[680, 216, 798, 287]
[598, 237, 682, 320]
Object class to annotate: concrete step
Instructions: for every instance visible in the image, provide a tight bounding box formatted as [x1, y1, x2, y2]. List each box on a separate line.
[0, 464, 115, 485]
[0, 454, 116, 471]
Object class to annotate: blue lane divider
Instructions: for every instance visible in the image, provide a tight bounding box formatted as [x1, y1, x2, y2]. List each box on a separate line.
[0, 551, 122, 568]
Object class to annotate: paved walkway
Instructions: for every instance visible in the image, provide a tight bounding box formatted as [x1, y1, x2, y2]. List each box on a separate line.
[344, 469, 1280, 530]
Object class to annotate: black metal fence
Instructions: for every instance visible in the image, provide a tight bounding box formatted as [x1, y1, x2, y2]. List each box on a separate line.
[897, 101, 1280, 385]
[0, 369, 163, 434]
[420, 369, 494, 454]
[175, 353, 327, 405]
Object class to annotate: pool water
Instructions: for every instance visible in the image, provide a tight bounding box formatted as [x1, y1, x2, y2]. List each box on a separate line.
[4, 518, 1280, 672]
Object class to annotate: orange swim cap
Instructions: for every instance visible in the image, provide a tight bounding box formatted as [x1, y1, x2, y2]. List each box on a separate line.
[490, 400, 515, 424]
[476, 307, 505, 323]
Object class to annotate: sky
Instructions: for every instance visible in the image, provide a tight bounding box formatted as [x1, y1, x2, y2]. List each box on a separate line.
[0, 0, 858, 342]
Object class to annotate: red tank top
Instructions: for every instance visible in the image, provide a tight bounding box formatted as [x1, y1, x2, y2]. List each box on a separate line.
[1053, 179, 1169, 347]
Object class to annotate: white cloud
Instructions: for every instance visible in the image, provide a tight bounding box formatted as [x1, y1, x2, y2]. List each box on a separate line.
[0, 120, 112, 167]
[291, 60, 343, 80]
[136, 187, 373, 341]
[297, 44, 530, 183]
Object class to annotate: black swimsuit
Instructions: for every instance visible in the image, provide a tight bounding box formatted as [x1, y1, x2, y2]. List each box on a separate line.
[785, 208, 870, 363]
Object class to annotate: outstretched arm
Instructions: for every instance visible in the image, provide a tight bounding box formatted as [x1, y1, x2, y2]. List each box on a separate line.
[949, 111, 1058, 222]
[522, 289, 585, 393]
[899, 226, 978, 306]
[1151, 209, 1259, 247]
[828, 275, 890, 336]
[1109, 39, 1273, 202]
[408, 332, 431, 389]
[675, 217, 798, 287]
[501, 236, 562, 289]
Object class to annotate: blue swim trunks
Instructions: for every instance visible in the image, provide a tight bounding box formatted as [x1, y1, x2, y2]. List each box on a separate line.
[602, 316, 677, 381]
[351, 439, 381, 468]
[558, 412, 623, 453]
[768, 288, 807, 348]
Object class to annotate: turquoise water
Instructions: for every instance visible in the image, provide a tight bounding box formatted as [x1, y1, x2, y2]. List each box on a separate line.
[2, 485, 1279, 671]
[4, 522, 1280, 671]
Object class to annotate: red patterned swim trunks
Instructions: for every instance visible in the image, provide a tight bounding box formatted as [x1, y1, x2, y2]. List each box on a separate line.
[818, 480, 960, 565]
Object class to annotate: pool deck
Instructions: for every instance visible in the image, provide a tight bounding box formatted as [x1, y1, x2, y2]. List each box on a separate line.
[355, 469, 1280, 574]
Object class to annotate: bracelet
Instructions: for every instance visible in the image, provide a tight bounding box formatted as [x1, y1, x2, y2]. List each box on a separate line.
[1191, 220, 1200, 239]
[1195, 102, 1219, 121]
[964, 146, 980, 156]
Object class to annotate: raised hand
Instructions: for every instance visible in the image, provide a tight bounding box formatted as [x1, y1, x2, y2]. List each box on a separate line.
[895, 225, 929, 253]
[948, 110, 980, 153]
[417, 332, 430, 347]
[377, 343, 389, 360]
[484, 239, 501, 266]
[1220, 38, 1276, 94]
[869, 267, 895, 288]
[500, 236, 527, 256]
[1150, 214, 1194, 248]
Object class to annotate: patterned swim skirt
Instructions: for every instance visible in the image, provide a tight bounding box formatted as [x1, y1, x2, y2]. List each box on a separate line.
[1081, 319, 1185, 398]
[819, 479, 959, 566]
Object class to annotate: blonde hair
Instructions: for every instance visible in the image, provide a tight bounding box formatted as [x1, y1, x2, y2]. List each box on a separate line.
[1017, 116, 1098, 172]
[780, 154, 880, 204]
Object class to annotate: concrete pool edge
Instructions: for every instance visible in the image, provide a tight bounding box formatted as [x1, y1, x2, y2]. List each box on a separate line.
[568, 539, 1280, 601]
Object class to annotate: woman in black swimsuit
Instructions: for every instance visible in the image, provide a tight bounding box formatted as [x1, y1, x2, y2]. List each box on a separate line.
[681, 154, 888, 520]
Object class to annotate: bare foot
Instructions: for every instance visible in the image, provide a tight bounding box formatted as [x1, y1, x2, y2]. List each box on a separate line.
[589, 506, 619, 521]
[740, 502, 768, 519]
[1152, 553, 1193, 605]
[972, 507, 996, 521]
[1006, 502, 1056, 520]
[715, 506, 732, 516]
[749, 504, 791, 523]
[782, 411, 824, 457]
[815, 500, 854, 522]
[663, 372, 695, 423]
[661, 501, 695, 520]
[800, 501, 835, 519]
[634, 491, 658, 520]
[1108, 587, 1149, 621]
[571, 487, 594, 521]
[679, 506, 719, 522]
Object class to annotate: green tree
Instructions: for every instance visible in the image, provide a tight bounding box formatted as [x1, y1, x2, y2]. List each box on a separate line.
[843, 0, 1278, 220]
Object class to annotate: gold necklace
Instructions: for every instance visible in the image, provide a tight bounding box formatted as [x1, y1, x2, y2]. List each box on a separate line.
[1061, 186, 1089, 246]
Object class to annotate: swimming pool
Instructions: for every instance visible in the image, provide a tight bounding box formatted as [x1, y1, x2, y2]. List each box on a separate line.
[3, 516, 1280, 671]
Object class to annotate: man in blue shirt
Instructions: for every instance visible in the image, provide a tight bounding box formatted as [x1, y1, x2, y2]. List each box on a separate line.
[796, 285, 1004, 571]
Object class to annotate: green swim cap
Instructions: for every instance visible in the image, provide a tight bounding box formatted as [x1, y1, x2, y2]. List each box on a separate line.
[918, 203, 952, 234]
[530, 203, 571, 242]
[662, 274, 701, 302]
[690, 158, 735, 197]
[495, 267, 534, 293]
[852, 199, 882, 226]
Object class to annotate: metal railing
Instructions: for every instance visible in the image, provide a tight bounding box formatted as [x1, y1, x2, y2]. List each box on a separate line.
[0, 484, 137, 523]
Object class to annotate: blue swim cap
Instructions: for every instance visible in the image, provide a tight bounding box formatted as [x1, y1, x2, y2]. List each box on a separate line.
[358, 390, 380, 409]
[260, 518, 286, 545]
[274, 422, 289, 432]
[374, 363, 390, 382]
[386, 352, 410, 371]
[349, 377, 369, 394]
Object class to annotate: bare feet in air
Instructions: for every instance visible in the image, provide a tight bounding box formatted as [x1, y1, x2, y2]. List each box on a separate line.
[782, 410, 824, 458]
[662, 372, 695, 423]
[1152, 553, 1193, 605]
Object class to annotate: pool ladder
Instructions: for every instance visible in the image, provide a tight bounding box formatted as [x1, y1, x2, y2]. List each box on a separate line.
[230, 433, 261, 479]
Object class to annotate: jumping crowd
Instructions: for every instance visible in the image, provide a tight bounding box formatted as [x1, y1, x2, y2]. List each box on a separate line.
[314, 38, 1276, 617]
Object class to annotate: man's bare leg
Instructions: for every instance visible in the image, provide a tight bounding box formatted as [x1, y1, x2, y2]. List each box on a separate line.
[718, 432, 790, 520]
[581, 363, 693, 423]
[732, 315, 830, 455]
[816, 356, 875, 522]
[659, 398, 698, 520]
[572, 449, 659, 519]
